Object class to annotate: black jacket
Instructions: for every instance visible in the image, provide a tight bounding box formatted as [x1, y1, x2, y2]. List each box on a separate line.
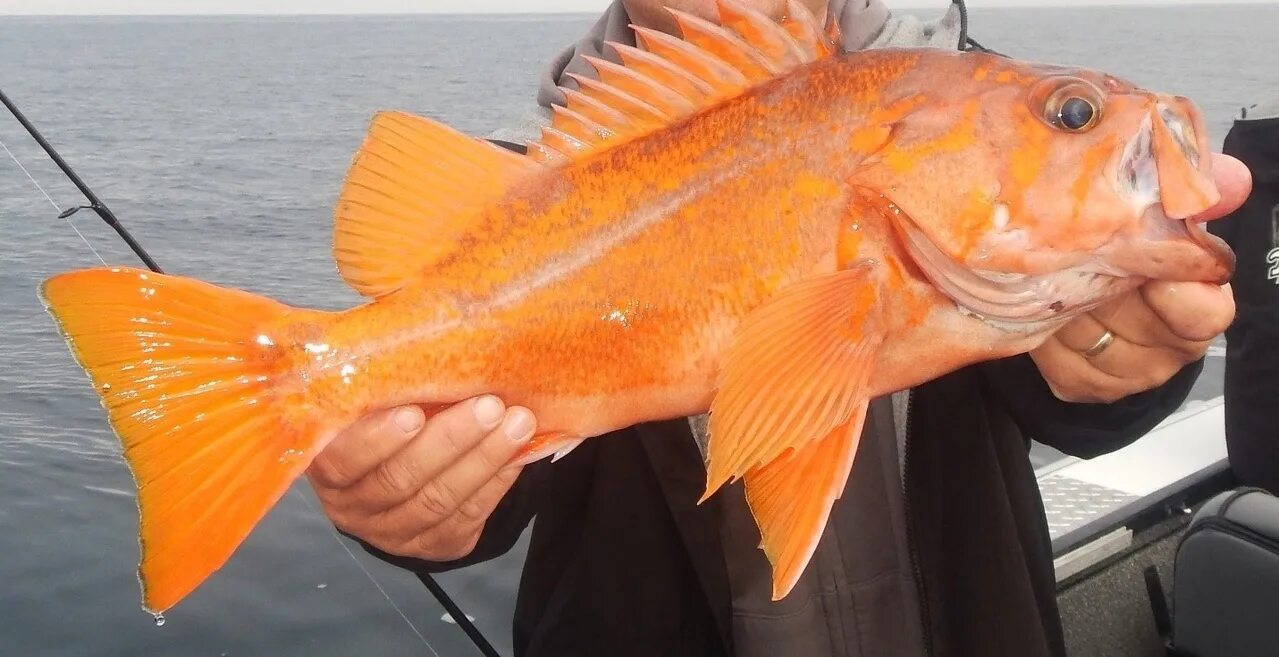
[365, 353, 1201, 657]
[1207, 112, 1279, 494]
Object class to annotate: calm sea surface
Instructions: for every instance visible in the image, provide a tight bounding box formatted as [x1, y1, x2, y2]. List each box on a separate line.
[0, 6, 1274, 656]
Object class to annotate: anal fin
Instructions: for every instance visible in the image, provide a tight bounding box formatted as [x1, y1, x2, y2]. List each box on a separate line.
[744, 405, 867, 600]
[512, 432, 584, 466]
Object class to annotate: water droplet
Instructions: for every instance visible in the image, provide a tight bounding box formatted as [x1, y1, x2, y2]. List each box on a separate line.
[153, 613, 166, 627]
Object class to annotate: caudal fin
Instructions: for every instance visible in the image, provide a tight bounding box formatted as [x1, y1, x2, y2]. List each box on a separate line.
[41, 266, 329, 614]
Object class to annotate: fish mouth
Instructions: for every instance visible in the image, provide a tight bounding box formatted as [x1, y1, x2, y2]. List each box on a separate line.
[1180, 208, 1235, 279]
[1171, 205, 1232, 279]
[1112, 104, 1235, 284]
[894, 217, 1130, 329]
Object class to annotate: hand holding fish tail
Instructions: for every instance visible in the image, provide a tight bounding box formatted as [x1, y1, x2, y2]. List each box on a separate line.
[1030, 153, 1248, 404]
[308, 397, 535, 561]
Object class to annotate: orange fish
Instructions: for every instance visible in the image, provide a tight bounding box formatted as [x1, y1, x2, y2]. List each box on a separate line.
[40, 0, 1233, 614]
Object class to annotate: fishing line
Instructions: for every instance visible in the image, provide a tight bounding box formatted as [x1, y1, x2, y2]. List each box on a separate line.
[0, 133, 107, 266]
[293, 487, 441, 656]
[0, 88, 162, 273]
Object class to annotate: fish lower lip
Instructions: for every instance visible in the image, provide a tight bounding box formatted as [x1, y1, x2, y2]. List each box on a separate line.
[1117, 205, 1237, 284]
[1184, 217, 1236, 283]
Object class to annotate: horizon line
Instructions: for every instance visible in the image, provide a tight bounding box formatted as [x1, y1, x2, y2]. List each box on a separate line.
[2, 0, 1276, 17]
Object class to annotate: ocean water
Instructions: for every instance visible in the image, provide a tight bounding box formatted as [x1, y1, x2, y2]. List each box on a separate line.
[0, 5, 1273, 656]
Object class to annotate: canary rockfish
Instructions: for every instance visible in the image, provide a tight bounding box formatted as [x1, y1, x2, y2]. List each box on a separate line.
[40, 0, 1234, 614]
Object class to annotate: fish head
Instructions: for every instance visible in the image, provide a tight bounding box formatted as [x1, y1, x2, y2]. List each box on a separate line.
[853, 51, 1234, 327]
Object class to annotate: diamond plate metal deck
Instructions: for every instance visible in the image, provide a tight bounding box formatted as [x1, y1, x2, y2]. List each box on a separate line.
[1040, 476, 1139, 540]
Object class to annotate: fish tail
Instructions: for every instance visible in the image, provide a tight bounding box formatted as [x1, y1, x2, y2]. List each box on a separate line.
[41, 265, 332, 614]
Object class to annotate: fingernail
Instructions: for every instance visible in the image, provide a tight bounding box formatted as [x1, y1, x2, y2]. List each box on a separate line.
[393, 407, 423, 433]
[473, 395, 504, 427]
[502, 409, 534, 441]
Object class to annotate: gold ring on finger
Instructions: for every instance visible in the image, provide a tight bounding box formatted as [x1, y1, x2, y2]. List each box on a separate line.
[1083, 329, 1115, 358]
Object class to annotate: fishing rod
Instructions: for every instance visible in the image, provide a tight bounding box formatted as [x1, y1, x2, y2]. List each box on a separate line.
[0, 85, 500, 657]
[0, 88, 162, 273]
[416, 572, 501, 657]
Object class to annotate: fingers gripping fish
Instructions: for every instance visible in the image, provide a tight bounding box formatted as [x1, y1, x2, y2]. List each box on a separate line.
[40, 0, 1234, 613]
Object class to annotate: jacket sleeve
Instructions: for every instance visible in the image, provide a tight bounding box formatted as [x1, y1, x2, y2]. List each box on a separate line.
[344, 459, 552, 574]
[977, 352, 1204, 459]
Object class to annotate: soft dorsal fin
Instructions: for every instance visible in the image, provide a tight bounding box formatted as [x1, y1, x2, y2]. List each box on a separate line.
[529, 0, 836, 165]
[333, 110, 541, 297]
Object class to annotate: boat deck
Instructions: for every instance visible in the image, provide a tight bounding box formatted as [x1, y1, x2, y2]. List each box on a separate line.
[1039, 342, 1229, 576]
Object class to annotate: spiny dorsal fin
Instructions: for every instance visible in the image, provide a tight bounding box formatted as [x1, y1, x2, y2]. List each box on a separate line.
[529, 0, 836, 164]
[333, 110, 540, 297]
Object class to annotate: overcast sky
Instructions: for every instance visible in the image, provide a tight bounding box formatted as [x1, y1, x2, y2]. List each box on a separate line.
[1, 0, 1274, 15]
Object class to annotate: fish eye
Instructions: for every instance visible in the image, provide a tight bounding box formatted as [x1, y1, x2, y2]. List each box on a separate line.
[1058, 97, 1096, 131]
[1039, 80, 1104, 133]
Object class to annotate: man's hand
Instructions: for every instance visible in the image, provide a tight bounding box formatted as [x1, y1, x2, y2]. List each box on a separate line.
[1032, 153, 1252, 403]
[308, 396, 535, 561]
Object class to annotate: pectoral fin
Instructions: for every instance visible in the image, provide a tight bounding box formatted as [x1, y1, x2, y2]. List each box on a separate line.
[703, 263, 883, 598]
[703, 264, 882, 497]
